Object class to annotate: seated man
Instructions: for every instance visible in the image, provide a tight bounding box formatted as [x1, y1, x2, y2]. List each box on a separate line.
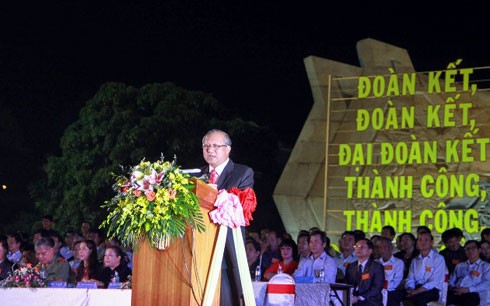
[293, 230, 337, 283]
[404, 231, 446, 306]
[439, 227, 467, 275]
[448, 240, 490, 306]
[35, 237, 71, 282]
[345, 238, 385, 306]
[376, 237, 404, 306]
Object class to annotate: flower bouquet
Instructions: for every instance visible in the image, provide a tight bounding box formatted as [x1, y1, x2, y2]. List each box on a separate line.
[101, 155, 206, 250]
[0, 264, 46, 288]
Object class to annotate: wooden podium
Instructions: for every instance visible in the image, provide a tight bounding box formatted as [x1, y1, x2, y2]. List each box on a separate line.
[131, 180, 220, 306]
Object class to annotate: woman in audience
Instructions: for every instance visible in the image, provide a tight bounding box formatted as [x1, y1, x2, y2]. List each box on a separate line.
[98, 245, 132, 288]
[263, 238, 298, 281]
[75, 239, 103, 287]
[394, 232, 419, 278]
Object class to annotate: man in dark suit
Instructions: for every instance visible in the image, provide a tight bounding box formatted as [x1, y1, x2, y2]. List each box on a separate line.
[200, 129, 254, 306]
[345, 238, 385, 306]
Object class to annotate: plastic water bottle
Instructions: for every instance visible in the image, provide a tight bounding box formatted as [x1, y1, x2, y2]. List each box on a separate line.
[319, 268, 325, 282]
[114, 271, 120, 283]
[255, 266, 261, 282]
[278, 264, 283, 274]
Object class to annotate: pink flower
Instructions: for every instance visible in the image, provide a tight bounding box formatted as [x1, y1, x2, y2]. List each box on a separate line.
[209, 190, 245, 228]
[145, 190, 156, 201]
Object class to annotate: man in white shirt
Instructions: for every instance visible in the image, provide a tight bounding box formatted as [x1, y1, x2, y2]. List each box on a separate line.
[448, 240, 490, 306]
[405, 231, 446, 306]
[293, 230, 337, 283]
[335, 231, 358, 280]
[7, 233, 22, 264]
[377, 237, 404, 306]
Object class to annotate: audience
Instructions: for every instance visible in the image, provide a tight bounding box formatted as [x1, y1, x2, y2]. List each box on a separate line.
[447, 240, 490, 306]
[5, 215, 490, 302]
[261, 229, 282, 269]
[6, 233, 23, 264]
[480, 240, 490, 263]
[293, 230, 337, 284]
[41, 215, 55, 231]
[245, 238, 265, 281]
[296, 230, 310, 261]
[335, 230, 358, 280]
[0, 239, 13, 281]
[263, 238, 298, 281]
[74, 239, 104, 287]
[404, 231, 446, 306]
[34, 237, 71, 282]
[381, 225, 399, 254]
[345, 238, 385, 306]
[99, 246, 132, 288]
[394, 232, 419, 279]
[377, 237, 404, 306]
[439, 227, 467, 275]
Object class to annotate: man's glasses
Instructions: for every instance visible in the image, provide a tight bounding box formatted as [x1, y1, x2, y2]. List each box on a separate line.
[202, 144, 228, 149]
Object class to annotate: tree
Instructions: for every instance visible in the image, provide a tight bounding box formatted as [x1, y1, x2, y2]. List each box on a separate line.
[33, 82, 280, 231]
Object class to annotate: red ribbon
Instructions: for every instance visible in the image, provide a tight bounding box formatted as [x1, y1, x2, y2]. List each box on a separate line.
[267, 284, 295, 294]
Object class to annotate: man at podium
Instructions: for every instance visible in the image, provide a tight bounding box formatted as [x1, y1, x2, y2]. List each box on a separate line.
[199, 129, 254, 306]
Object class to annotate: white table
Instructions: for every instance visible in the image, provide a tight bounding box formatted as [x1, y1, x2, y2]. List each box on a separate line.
[252, 281, 330, 306]
[0, 288, 131, 306]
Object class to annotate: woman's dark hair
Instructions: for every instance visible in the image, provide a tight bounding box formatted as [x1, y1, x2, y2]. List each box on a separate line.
[280, 238, 298, 261]
[76, 239, 99, 281]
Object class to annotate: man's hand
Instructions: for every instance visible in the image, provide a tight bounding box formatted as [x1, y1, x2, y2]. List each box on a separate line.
[452, 287, 469, 295]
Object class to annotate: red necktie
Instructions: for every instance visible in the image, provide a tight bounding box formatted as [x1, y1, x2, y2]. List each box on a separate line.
[209, 169, 218, 184]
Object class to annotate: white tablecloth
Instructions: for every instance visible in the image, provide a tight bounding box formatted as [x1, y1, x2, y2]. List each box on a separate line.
[0, 288, 131, 306]
[252, 282, 330, 306]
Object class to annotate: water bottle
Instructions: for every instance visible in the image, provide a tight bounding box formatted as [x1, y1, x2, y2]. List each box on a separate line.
[278, 264, 283, 274]
[255, 265, 261, 282]
[319, 268, 325, 283]
[114, 271, 120, 283]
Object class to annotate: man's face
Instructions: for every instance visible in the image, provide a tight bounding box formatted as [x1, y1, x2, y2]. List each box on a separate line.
[378, 240, 392, 260]
[464, 242, 480, 263]
[7, 237, 20, 253]
[416, 233, 433, 253]
[42, 218, 53, 230]
[381, 228, 394, 240]
[267, 232, 281, 251]
[202, 132, 231, 168]
[309, 234, 326, 256]
[36, 245, 55, 264]
[446, 236, 461, 251]
[341, 234, 356, 252]
[297, 236, 309, 255]
[354, 240, 372, 260]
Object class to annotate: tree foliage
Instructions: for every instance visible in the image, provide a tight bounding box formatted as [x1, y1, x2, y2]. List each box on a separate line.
[33, 82, 279, 231]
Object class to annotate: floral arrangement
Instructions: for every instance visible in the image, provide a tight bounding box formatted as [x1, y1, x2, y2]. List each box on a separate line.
[0, 264, 46, 288]
[101, 155, 206, 250]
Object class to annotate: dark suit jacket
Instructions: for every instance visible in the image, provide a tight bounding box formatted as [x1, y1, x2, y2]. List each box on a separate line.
[199, 159, 254, 190]
[345, 259, 385, 306]
[199, 159, 254, 306]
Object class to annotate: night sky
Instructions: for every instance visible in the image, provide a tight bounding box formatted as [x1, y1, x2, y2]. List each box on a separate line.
[1, 2, 488, 231]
